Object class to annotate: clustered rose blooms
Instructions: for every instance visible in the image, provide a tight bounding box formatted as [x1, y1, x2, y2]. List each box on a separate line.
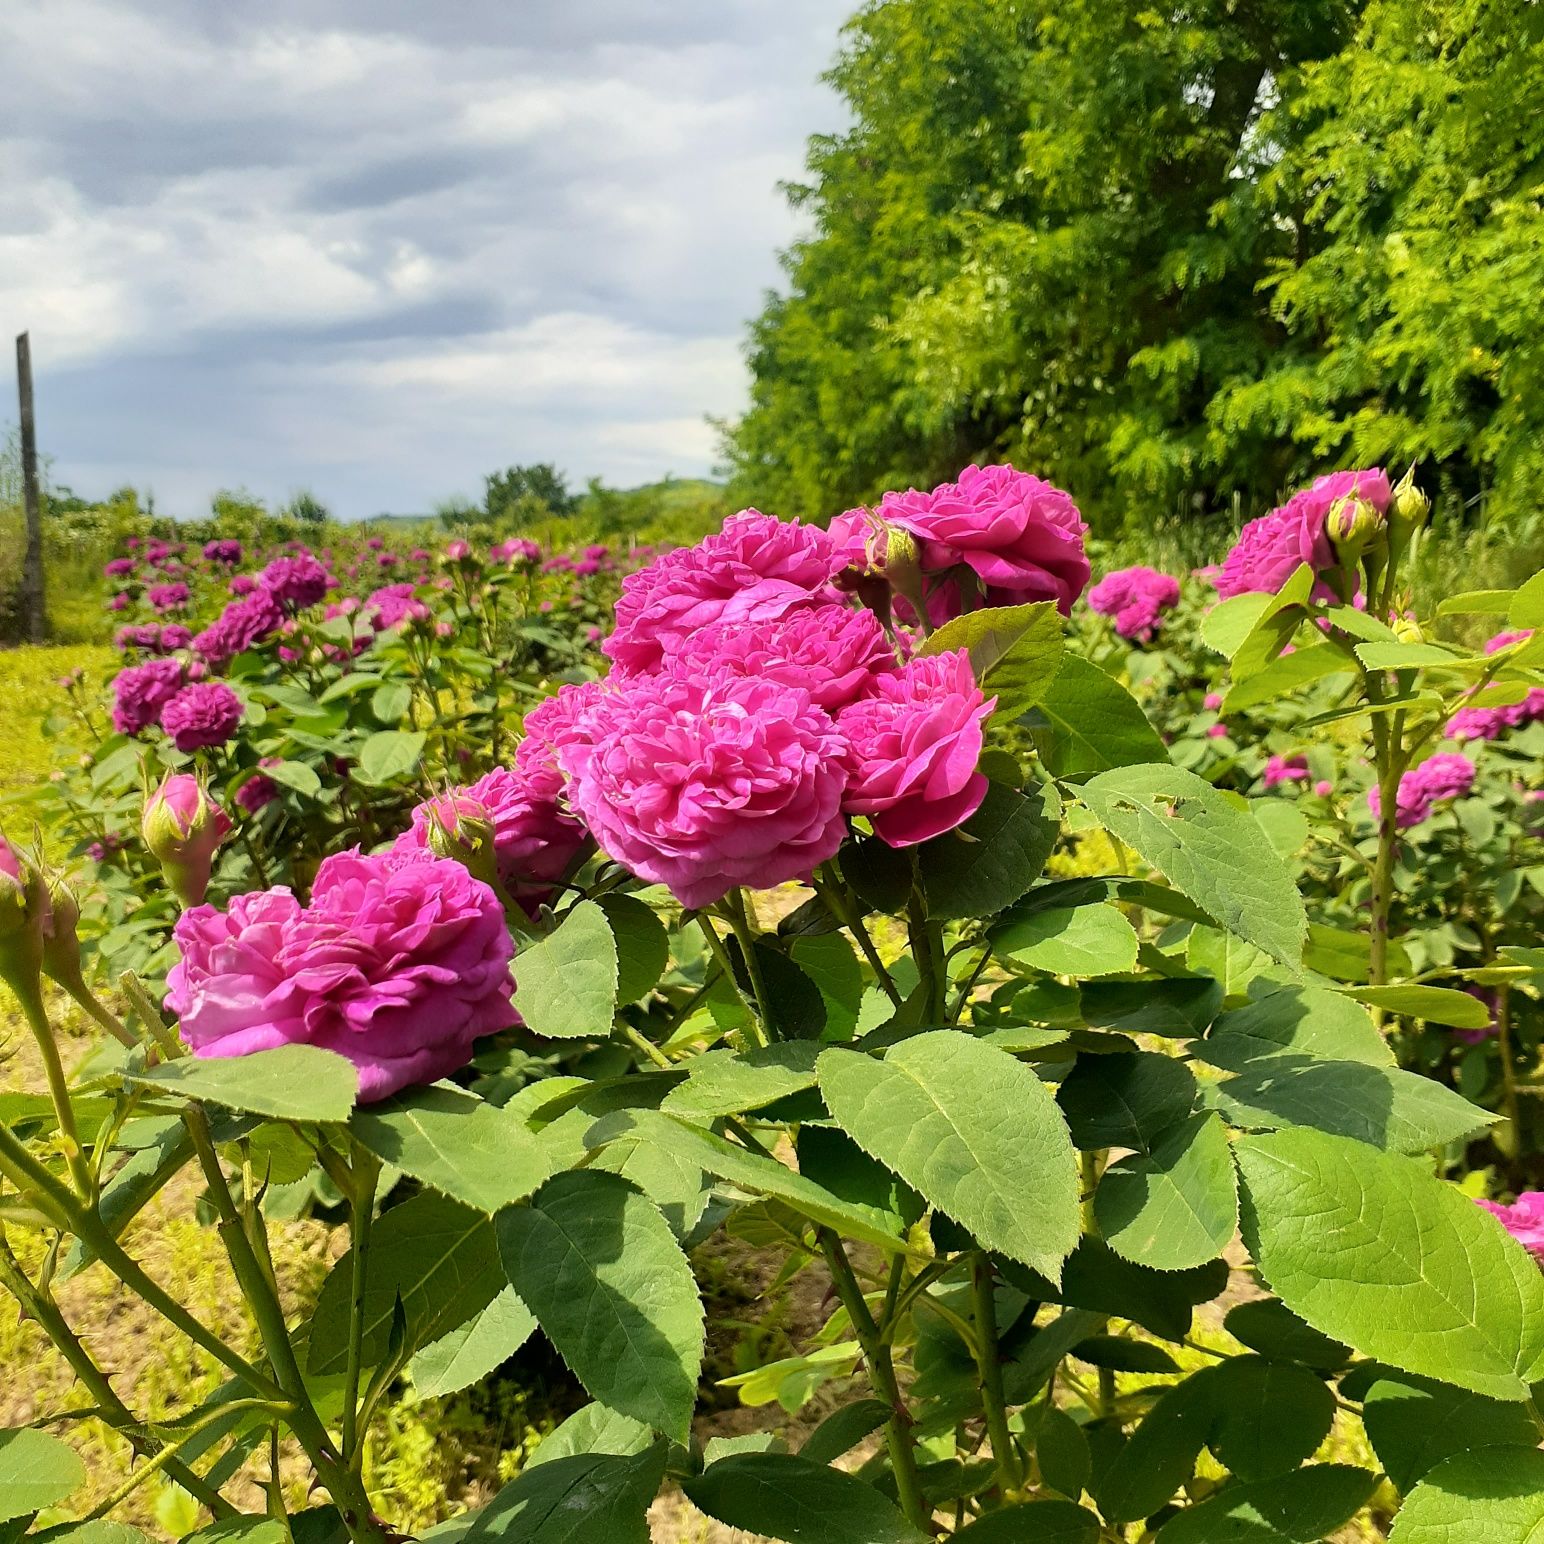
[1445, 629, 1542, 742]
[112, 658, 185, 734]
[1476, 1192, 1544, 1260]
[525, 477, 1038, 908]
[394, 765, 587, 910]
[259, 553, 330, 610]
[166, 846, 516, 1102]
[1367, 751, 1476, 829]
[194, 591, 285, 667]
[1214, 468, 1391, 601]
[1087, 566, 1181, 642]
[840, 464, 1089, 624]
[204, 538, 243, 565]
[605, 511, 835, 674]
[160, 681, 244, 752]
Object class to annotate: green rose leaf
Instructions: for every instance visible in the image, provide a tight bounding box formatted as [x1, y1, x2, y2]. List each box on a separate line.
[0, 1429, 87, 1524]
[1363, 1372, 1538, 1494]
[497, 1171, 705, 1444]
[995, 902, 1140, 977]
[409, 1287, 537, 1399]
[352, 1083, 552, 1213]
[1389, 1446, 1544, 1542]
[817, 1030, 1079, 1277]
[1023, 655, 1170, 779]
[513, 900, 619, 1039]
[1095, 1112, 1238, 1271]
[1237, 1128, 1544, 1399]
[462, 1443, 666, 1544]
[354, 729, 427, 785]
[1080, 764, 1307, 968]
[919, 600, 1065, 721]
[1153, 1464, 1378, 1543]
[1056, 1051, 1196, 1154]
[953, 1500, 1100, 1542]
[918, 780, 1062, 921]
[684, 1453, 925, 1544]
[127, 1044, 358, 1123]
[596, 893, 669, 1005]
[309, 1191, 505, 1375]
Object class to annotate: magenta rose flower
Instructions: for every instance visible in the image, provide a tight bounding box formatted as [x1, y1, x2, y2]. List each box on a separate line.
[515, 681, 607, 802]
[876, 464, 1090, 621]
[160, 681, 244, 752]
[674, 603, 898, 713]
[604, 512, 834, 674]
[837, 648, 995, 847]
[1476, 1192, 1544, 1260]
[165, 847, 515, 1102]
[1262, 754, 1310, 790]
[366, 582, 428, 632]
[142, 773, 233, 906]
[112, 658, 186, 734]
[1368, 751, 1476, 829]
[204, 538, 243, 565]
[104, 557, 136, 579]
[259, 553, 330, 610]
[194, 591, 285, 667]
[561, 672, 849, 909]
[397, 765, 587, 908]
[148, 582, 191, 615]
[236, 762, 281, 815]
[1214, 468, 1391, 601]
[1088, 566, 1182, 642]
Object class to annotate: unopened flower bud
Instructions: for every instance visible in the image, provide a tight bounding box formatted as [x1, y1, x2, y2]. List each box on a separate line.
[40, 875, 84, 988]
[1393, 615, 1425, 646]
[1327, 493, 1383, 561]
[1391, 465, 1430, 535]
[142, 774, 233, 908]
[424, 794, 502, 894]
[883, 526, 932, 628]
[0, 833, 49, 1001]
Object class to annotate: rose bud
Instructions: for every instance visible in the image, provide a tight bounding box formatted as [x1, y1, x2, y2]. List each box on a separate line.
[1326, 492, 1384, 562]
[1391, 464, 1430, 536]
[142, 774, 234, 907]
[0, 833, 49, 1002]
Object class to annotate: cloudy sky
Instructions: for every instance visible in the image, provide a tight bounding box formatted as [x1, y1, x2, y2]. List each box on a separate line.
[0, 1, 850, 518]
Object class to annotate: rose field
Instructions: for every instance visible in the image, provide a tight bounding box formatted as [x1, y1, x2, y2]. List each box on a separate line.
[0, 462, 1540, 1544]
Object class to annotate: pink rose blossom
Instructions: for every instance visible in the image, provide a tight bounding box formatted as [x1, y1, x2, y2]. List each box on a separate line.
[1203, 691, 1224, 710]
[1476, 1192, 1544, 1260]
[1263, 754, 1310, 790]
[515, 682, 607, 802]
[112, 658, 185, 734]
[876, 464, 1090, 621]
[837, 649, 994, 847]
[365, 582, 429, 632]
[1484, 629, 1532, 655]
[604, 512, 834, 674]
[204, 539, 243, 565]
[165, 847, 515, 1102]
[148, 582, 191, 614]
[561, 673, 849, 909]
[160, 681, 244, 752]
[1088, 566, 1181, 641]
[1206, 723, 1229, 739]
[194, 591, 285, 667]
[259, 553, 330, 609]
[104, 557, 135, 579]
[1313, 779, 1333, 798]
[1214, 468, 1390, 601]
[1368, 752, 1476, 829]
[674, 603, 898, 714]
[397, 766, 586, 909]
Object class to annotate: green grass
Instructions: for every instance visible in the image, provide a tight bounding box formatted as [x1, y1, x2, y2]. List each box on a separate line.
[0, 641, 114, 796]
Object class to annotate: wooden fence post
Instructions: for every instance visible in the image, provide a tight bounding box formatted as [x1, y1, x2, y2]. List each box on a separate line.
[15, 331, 47, 644]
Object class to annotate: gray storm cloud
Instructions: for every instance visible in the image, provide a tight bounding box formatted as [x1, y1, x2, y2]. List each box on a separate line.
[0, 0, 848, 517]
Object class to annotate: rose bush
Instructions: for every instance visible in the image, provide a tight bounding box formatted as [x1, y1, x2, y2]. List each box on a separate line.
[0, 466, 1540, 1544]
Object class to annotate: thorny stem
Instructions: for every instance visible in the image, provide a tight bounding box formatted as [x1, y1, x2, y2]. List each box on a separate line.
[342, 1147, 381, 1471]
[181, 1110, 387, 1544]
[819, 1232, 928, 1534]
[970, 1254, 1021, 1495]
[0, 1226, 237, 1520]
[812, 867, 903, 1007]
[695, 912, 766, 1049]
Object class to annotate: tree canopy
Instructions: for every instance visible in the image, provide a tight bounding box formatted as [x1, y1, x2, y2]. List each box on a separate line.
[722, 0, 1544, 532]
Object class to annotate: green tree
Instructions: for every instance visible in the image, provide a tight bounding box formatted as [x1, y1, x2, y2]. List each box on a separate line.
[484, 463, 578, 524]
[284, 489, 330, 527]
[1217, 0, 1544, 520]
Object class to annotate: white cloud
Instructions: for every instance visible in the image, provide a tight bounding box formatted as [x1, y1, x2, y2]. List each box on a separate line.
[0, 0, 848, 516]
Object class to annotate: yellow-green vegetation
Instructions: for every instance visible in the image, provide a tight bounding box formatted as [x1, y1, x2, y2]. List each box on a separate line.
[0, 642, 114, 794]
